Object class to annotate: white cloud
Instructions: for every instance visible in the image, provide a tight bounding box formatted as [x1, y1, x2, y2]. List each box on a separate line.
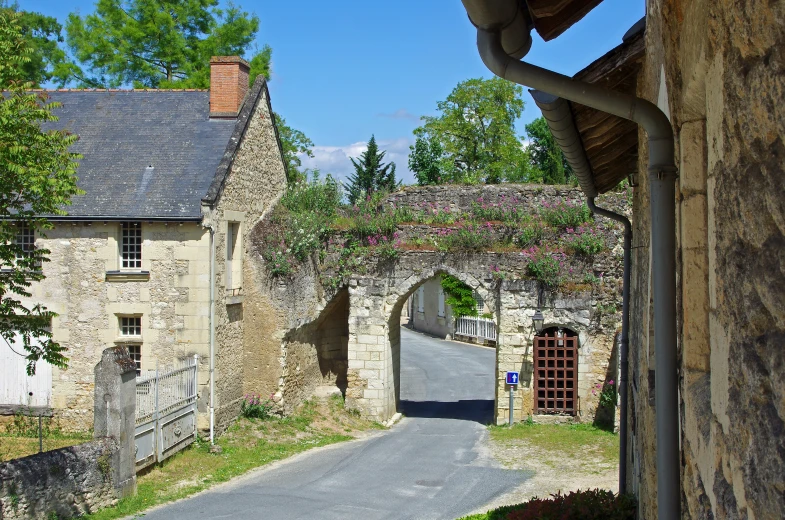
[298, 137, 416, 186]
[377, 108, 420, 122]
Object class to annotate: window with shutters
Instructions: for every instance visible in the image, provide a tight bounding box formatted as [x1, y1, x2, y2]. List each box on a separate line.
[417, 286, 425, 312]
[438, 287, 446, 317]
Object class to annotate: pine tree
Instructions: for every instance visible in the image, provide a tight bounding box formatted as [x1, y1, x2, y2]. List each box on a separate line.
[346, 135, 398, 203]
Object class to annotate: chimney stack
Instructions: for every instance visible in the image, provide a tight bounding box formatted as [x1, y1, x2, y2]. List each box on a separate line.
[209, 56, 250, 118]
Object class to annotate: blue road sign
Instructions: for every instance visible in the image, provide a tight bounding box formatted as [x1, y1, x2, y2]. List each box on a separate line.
[506, 371, 519, 385]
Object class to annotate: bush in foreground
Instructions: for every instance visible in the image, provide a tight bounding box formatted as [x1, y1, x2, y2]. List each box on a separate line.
[461, 489, 636, 520]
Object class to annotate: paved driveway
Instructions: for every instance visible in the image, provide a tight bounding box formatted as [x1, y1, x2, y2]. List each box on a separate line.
[141, 328, 528, 519]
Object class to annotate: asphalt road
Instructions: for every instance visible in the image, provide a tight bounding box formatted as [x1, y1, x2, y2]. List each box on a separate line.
[141, 328, 527, 520]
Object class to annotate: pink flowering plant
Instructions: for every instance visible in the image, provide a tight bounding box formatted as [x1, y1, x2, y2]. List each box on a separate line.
[593, 380, 617, 408]
[241, 392, 275, 419]
[436, 222, 495, 251]
[522, 246, 566, 288]
[562, 225, 605, 256]
[540, 199, 592, 229]
[470, 194, 525, 223]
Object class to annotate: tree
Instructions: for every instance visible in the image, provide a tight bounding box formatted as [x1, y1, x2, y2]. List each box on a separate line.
[346, 135, 398, 204]
[414, 77, 526, 184]
[0, 2, 84, 87]
[524, 116, 573, 185]
[408, 135, 445, 186]
[65, 0, 271, 88]
[0, 11, 82, 374]
[274, 112, 314, 185]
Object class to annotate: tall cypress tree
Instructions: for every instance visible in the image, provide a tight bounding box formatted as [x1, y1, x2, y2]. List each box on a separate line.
[346, 135, 398, 203]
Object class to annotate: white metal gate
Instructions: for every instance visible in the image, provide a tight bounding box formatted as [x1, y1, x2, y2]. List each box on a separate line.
[455, 316, 497, 342]
[0, 334, 52, 409]
[134, 355, 198, 471]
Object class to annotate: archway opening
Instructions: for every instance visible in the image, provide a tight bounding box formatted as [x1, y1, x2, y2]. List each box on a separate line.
[387, 272, 497, 424]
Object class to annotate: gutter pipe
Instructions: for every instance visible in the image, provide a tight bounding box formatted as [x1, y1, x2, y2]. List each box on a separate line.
[588, 197, 631, 495]
[462, 3, 679, 516]
[209, 227, 216, 444]
[527, 89, 632, 493]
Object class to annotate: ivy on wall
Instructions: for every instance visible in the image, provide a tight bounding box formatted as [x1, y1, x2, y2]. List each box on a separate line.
[440, 274, 478, 317]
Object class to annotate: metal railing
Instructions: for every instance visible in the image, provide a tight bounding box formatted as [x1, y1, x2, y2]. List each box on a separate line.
[134, 355, 198, 470]
[455, 316, 497, 342]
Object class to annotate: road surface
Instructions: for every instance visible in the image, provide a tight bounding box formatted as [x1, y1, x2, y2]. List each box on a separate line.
[141, 327, 527, 519]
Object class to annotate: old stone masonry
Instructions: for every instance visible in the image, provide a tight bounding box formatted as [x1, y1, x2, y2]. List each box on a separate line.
[241, 184, 629, 426]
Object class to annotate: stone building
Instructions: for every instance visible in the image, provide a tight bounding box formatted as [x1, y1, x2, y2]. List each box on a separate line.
[459, 0, 784, 518]
[0, 57, 287, 434]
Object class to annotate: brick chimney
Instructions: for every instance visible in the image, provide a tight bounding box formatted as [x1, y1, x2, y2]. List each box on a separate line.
[209, 56, 250, 118]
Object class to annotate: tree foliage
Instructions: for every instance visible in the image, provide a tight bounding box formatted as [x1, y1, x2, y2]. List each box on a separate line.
[346, 135, 398, 204]
[524, 116, 573, 185]
[0, 2, 85, 87]
[65, 0, 270, 88]
[408, 135, 445, 186]
[274, 112, 314, 185]
[414, 77, 526, 184]
[0, 11, 82, 374]
[439, 274, 478, 318]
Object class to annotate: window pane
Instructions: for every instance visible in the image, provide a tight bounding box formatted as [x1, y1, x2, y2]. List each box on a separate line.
[121, 222, 142, 269]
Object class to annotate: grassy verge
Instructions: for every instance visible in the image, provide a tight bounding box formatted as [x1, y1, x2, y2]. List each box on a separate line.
[488, 421, 618, 467]
[0, 433, 91, 462]
[83, 396, 383, 520]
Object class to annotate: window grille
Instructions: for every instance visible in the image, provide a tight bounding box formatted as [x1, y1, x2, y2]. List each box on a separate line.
[121, 222, 142, 269]
[474, 291, 485, 314]
[126, 344, 142, 376]
[120, 316, 142, 337]
[533, 328, 579, 416]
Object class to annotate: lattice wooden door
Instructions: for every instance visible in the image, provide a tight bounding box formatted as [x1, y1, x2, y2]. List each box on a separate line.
[534, 329, 578, 415]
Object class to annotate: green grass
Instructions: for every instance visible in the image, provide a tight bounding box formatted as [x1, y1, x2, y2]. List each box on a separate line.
[488, 422, 618, 465]
[82, 396, 382, 519]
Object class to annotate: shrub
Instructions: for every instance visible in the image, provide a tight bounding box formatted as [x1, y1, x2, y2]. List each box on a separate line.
[594, 380, 617, 408]
[562, 225, 605, 256]
[541, 200, 591, 229]
[281, 173, 342, 216]
[471, 195, 524, 223]
[489, 489, 637, 520]
[440, 274, 478, 317]
[523, 246, 566, 288]
[241, 393, 274, 420]
[514, 219, 547, 248]
[437, 222, 495, 251]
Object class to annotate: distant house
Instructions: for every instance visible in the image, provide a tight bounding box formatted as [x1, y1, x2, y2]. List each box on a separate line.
[407, 278, 493, 343]
[0, 57, 287, 434]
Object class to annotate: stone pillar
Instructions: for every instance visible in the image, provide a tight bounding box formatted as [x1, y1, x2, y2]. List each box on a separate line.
[94, 346, 137, 498]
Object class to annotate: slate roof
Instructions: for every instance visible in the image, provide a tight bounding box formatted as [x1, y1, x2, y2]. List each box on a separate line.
[42, 90, 238, 220]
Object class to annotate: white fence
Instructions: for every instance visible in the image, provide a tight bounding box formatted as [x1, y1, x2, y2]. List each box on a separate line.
[455, 316, 497, 342]
[0, 334, 52, 409]
[135, 356, 198, 470]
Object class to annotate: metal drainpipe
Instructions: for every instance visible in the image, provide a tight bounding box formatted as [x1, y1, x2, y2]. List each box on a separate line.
[209, 226, 216, 444]
[462, 8, 679, 516]
[588, 197, 631, 494]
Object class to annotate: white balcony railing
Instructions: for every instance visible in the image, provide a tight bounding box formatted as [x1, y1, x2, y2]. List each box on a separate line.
[455, 316, 497, 342]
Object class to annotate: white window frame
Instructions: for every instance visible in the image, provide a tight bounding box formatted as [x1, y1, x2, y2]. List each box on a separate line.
[120, 222, 142, 270]
[226, 221, 242, 294]
[118, 315, 142, 375]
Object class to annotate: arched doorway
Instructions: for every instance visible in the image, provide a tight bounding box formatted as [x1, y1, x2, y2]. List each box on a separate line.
[533, 327, 579, 416]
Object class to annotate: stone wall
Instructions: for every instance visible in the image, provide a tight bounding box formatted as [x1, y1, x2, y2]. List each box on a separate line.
[247, 178, 629, 426]
[201, 80, 288, 433]
[23, 222, 211, 432]
[627, 1, 785, 518]
[0, 438, 119, 519]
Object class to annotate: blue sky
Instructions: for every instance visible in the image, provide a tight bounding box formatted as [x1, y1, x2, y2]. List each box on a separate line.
[20, 0, 644, 184]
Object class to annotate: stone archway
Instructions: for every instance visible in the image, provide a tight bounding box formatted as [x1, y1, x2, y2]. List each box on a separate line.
[345, 265, 496, 423]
